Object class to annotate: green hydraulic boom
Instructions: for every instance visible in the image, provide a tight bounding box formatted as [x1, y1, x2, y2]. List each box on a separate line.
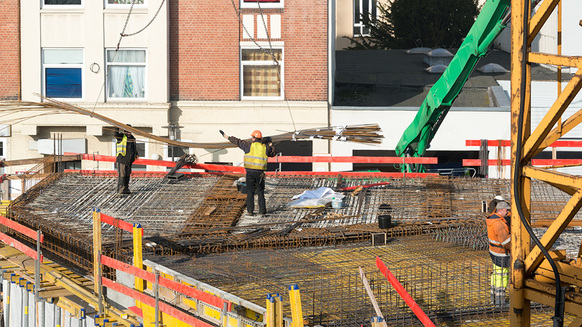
[394, 0, 511, 172]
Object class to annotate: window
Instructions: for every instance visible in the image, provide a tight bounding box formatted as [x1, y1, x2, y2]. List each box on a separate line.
[43, 0, 82, 5]
[106, 0, 145, 7]
[241, 0, 283, 9]
[108, 0, 144, 4]
[241, 48, 283, 99]
[353, 0, 377, 37]
[106, 49, 146, 100]
[165, 142, 193, 172]
[166, 144, 190, 161]
[42, 49, 83, 99]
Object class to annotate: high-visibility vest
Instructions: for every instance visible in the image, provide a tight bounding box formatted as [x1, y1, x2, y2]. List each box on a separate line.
[486, 213, 511, 256]
[116, 135, 127, 157]
[244, 142, 268, 170]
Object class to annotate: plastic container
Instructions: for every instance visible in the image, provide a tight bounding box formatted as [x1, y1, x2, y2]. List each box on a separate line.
[378, 215, 392, 229]
[331, 197, 343, 209]
[237, 182, 247, 194]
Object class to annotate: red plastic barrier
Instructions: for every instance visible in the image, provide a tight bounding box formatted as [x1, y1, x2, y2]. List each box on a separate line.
[270, 156, 437, 164]
[70, 153, 246, 173]
[101, 255, 230, 310]
[376, 257, 435, 327]
[99, 213, 142, 236]
[0, 215, 43, 242]
[466, 139, 582, 148]
[463, 159, 582, 167]
[267, 171, 437, 178]
[0, 231, 43, 262]
[102, 277, 214, 327]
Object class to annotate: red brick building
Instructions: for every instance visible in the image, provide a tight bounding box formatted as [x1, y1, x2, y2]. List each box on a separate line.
[169, 0, 328, 101]
[0, 0, 20, 100]
[1, 0, 331, 173]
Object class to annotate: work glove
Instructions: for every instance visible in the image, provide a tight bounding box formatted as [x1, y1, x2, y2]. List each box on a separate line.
[220, 130, 228, 139]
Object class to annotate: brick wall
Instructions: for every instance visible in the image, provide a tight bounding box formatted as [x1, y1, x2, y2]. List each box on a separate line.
[282, 0, 328, 101]
[169, 0, 327, 101]
[0, 0, 20, 100]
[169, 1, 240, 101]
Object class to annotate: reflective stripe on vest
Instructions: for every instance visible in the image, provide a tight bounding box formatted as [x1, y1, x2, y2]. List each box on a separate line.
[244, 142, 268, 170]
[116, 135, 127, 157]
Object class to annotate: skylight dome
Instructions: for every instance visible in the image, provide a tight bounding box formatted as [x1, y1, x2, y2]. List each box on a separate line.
[477, 63, 509, 73]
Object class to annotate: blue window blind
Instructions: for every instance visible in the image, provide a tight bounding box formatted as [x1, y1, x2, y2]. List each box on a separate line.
[46, 68, 82, 98]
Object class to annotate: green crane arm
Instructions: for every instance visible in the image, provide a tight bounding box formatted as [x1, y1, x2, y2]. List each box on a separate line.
[394, 0, 511, 171]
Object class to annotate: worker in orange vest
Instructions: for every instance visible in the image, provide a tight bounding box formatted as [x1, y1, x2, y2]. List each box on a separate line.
[221, 129, 276, 216]
[486, 201, 511, 306]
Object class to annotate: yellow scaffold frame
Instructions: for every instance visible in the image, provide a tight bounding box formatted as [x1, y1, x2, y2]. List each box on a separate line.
[510, 0, 582, 325]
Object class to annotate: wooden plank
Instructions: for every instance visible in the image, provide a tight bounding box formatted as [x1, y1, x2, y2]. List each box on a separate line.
[3, 155, 82, 167]
[0, 245, 27, 259]
[40, 288, 73, 299]
[203, 206, 216, 216]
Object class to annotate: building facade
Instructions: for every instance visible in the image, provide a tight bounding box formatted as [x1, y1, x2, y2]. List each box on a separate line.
[0, 0, 331, 175]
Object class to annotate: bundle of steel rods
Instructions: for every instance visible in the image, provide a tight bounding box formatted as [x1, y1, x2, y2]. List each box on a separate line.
[0, 100, 384, 147]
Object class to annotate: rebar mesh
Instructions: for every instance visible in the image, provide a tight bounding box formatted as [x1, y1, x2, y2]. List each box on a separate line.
[5, 172, 582, 326]
[148, 236, 578, 326]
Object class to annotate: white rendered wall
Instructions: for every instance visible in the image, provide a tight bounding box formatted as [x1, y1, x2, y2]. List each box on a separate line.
[176, 101, 330, 171]
[331, 108, 511, 177]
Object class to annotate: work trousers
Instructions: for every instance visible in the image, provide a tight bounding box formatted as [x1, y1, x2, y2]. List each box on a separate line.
[117, 162, 133, 194]
[246, 170, 266, 215]
[490, 253, 510, 306]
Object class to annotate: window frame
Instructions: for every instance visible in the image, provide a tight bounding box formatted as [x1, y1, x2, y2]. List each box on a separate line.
[104, 0, 146, 9]
[240, 0, 283, 9]
[105, 48, 147, 102]
[240, 44, 284, 101]
[164, 141, 194, 162]
[353, 0, 378, 37]
[42, 48, 84, 101]
[42, 0, 83, 9]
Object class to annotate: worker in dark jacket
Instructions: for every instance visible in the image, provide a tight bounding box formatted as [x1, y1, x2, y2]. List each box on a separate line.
[486, 201, 511, 306]
[221, 129, 276, 216]
[115, 125, 139, 195]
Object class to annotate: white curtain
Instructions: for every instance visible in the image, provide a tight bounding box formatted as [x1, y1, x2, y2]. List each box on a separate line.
[107, 50, 145, 98]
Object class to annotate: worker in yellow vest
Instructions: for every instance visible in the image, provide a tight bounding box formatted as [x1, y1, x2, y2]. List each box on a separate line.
[115, 125, 140, 195]
[486, 201, 511, 306]
[221, 129, 276, 216]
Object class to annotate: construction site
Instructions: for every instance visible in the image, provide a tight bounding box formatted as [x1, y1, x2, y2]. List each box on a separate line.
[0, 0, 582, 326]
[0, 162, 582, 327]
